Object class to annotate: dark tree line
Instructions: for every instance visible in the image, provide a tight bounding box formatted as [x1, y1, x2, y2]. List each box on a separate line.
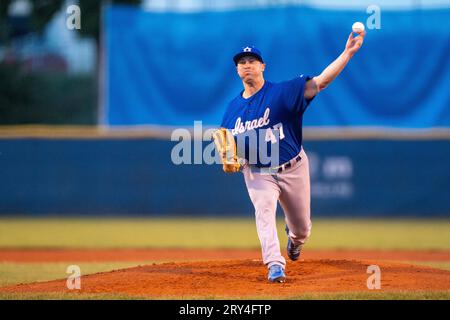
[0, 0, 141, 43]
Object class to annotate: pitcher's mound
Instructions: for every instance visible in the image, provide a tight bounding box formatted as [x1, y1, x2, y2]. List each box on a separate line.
[2, 259, 450, 298]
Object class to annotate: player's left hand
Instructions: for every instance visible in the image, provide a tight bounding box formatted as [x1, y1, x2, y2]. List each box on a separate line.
[213, 128, 242, 173]
[344, 30, 366, 57]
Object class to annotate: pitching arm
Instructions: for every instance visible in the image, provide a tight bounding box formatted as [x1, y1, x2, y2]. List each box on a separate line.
[304, 30, 366, 100]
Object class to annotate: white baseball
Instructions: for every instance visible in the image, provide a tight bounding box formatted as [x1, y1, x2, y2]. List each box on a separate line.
[352, 22, 365, 33]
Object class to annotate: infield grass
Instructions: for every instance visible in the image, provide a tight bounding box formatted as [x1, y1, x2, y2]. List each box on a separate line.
[1, 291, 449, 300]
[0, 261, 161, 287]
[0, 217, 449, 250]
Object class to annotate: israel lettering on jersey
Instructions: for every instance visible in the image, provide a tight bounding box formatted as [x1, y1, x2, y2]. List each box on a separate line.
[221, 75, 314, 168]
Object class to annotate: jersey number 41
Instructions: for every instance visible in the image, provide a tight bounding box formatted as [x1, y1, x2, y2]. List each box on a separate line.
[265, 123, 285, 144]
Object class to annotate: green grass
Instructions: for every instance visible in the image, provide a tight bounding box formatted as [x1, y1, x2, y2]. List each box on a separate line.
[286, 291, 450, 300]
[1, 291, 449, 300]
[0, 261, 159, 287]
[0, 217, 449, 250]
[309, 218, 450, 250]
[0, 292, 142, 300]
[0, 218, 259, 249]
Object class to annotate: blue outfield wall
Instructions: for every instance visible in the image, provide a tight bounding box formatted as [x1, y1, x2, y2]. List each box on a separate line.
[0, 138, 449, 217]
[104, 5, 450, 128]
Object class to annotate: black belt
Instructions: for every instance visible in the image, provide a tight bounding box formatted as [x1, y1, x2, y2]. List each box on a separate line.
[274, 154, 302, 173]
[252, 154, 302, 174]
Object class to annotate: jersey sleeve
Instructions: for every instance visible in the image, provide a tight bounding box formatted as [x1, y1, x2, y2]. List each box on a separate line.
[281, 74, 315, 114]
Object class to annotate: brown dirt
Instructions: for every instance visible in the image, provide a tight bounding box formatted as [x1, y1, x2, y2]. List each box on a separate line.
[1, 258, 449, 298]
[1, 249, 450, 297]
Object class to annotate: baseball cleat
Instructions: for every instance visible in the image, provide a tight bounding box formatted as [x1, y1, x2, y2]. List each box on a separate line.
[268, 264, 286, 283]
[285, 225, 302, 261]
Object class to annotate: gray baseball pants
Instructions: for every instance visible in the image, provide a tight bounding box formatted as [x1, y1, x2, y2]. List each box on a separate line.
[242, 148, 312, 268]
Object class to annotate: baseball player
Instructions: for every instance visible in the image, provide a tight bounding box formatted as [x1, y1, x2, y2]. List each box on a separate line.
[213, 30, 365, 283]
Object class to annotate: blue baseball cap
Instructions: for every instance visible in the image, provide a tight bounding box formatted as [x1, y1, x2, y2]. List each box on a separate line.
[233, 46, 264, 65]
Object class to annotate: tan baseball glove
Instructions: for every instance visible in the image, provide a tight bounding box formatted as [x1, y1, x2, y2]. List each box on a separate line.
[213, 128, 242, 173]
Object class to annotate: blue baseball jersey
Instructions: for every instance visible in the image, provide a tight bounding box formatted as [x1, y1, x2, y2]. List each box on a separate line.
[220, 75, 314, 168]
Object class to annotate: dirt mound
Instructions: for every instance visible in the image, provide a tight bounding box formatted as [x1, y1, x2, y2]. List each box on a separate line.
[2, 259, 449, 298]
